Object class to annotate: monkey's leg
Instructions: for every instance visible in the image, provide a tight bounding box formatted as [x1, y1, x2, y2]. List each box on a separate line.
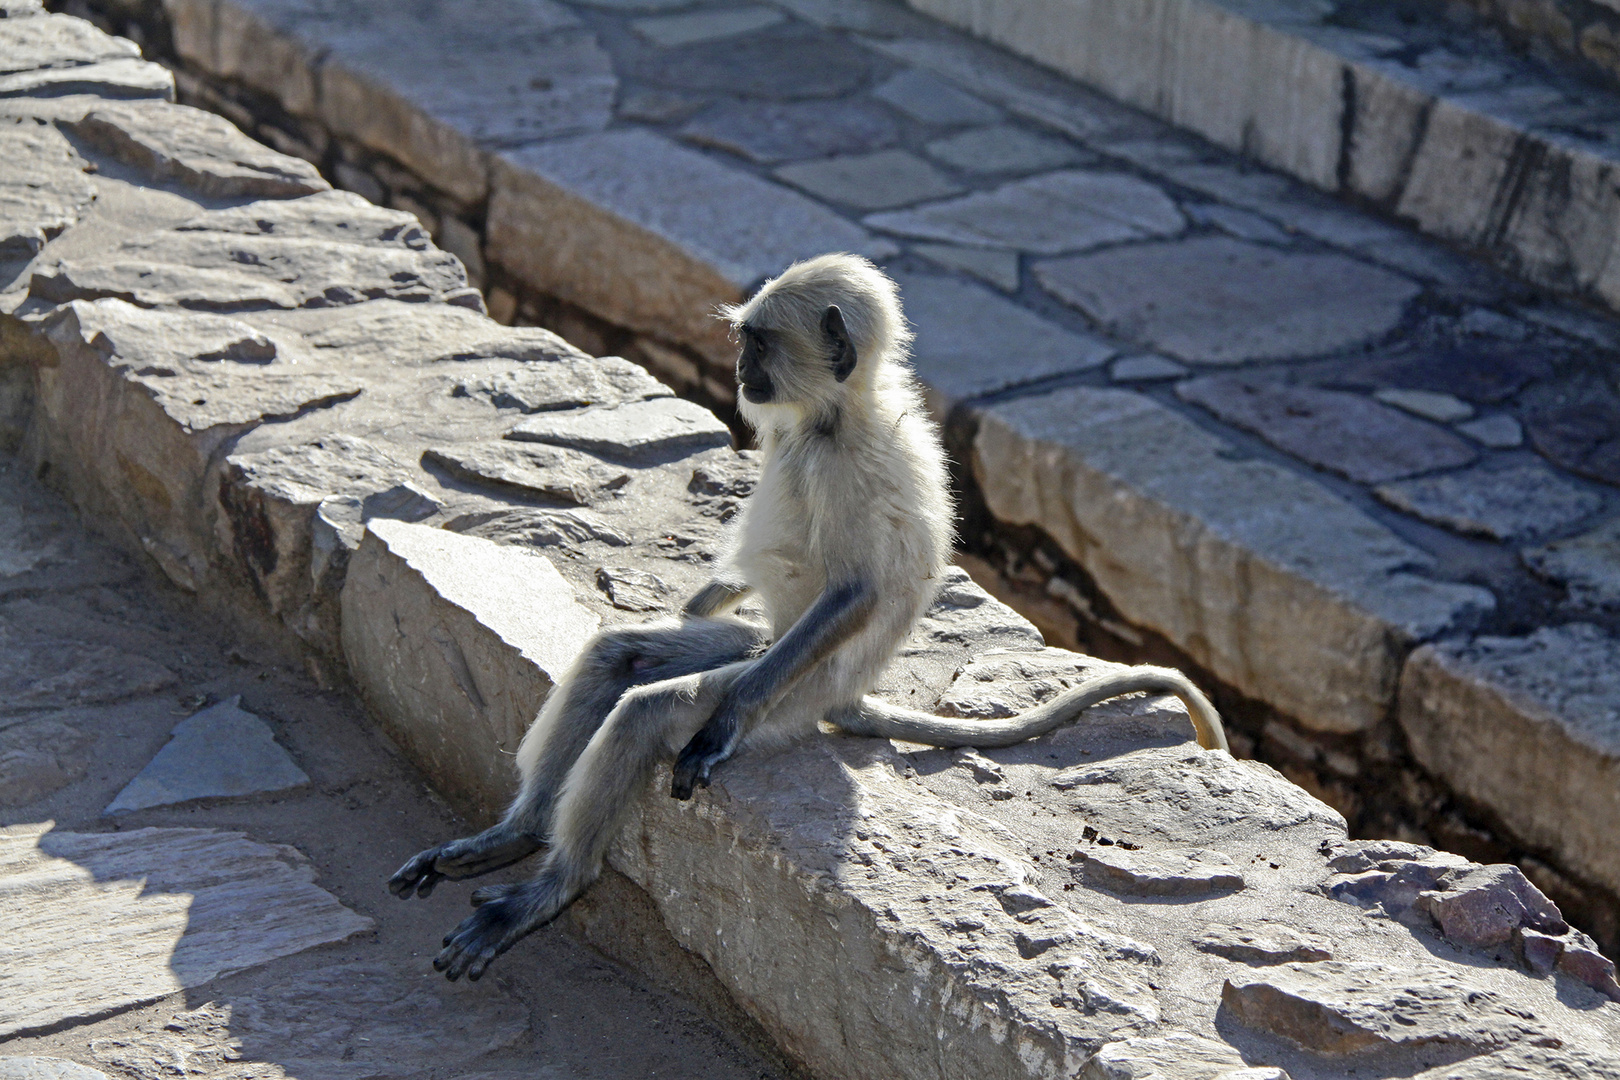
[433, 661, 751, 981]
[390, 619, 765, 899]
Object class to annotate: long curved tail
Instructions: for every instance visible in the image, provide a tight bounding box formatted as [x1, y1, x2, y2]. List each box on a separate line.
[833, 665, 1229, 753]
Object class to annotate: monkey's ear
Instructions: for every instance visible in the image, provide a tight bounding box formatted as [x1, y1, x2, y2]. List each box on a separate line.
[823, 305, 857, 382]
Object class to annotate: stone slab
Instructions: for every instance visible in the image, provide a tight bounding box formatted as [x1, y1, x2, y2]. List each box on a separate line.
[1221, 961, 1545, 1054]
[1373, 388, 1473, 423]
[893, 269, 1112, 410]
[340, 519, 599, 818]
[0, 1061, 108, 1080]
[0, 714, 93, 807]
[424, 442, 632, 506]
[1193, 925, 1332, 964]
[1375, 462, 1604, 542]
[633, 22, 872, 99]
[1079, 846, 1245, 896]
[450, 354, 670, 413]
[973, 385, 1494, 732]
[679, 98, 899, 164]
[1400, 624, 1620, 895]
[1036, 237, 1421, 363]
[925, 124, 1085, 174]
[775, 148, 962, 210]
[0, 13, 138, 73]
[0, 121, 94, 260]
[1523, 517, 1620, 610]
[0, 823, 371, 1037]
[104, 695, 310, 814]
[65, 100, 329, 198]
[1524, 370, 1620, 488]
[1110, 354, 1187, 381]
[872, 68, 1003, 125]
[0, 618, 177, 714]
[632, 6, 784, 46]
[0, 56, 173, 100]
[1455, 414, 1523, 448]
[1077, 1034, 1275, 1080]
[508, 396, 732, 463]
[488, 129, 894, 367]
[1177, 374, 1478, 484]
[912, 242, 1020, 290]
[867, 170, 1183, 254]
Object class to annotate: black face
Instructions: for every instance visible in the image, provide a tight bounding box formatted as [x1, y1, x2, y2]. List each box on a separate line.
[737, 324, 775, 404]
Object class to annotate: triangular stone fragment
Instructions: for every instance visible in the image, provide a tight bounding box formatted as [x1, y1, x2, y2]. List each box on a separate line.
[105, 696, 309, 815]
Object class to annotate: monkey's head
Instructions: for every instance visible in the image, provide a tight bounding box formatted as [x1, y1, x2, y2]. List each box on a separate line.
[721, 254, 911, 429]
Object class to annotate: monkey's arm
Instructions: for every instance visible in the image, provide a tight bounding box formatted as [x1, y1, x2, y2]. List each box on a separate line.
[831, 666, 1229, 753]
[672, 579, 875, 798]
[683, 579, 753, 618]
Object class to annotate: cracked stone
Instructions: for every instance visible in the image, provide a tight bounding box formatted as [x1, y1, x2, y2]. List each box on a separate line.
[507, 397, 731, 463]
[1221, 961, 1546, 1055]
[0, 621, 176, 714]
[1312, 342, 1552, 405]
[679, 98, 898, 164]
[868, 170, 1183, 254]
[104, 695, 310, 815]
[1039, 238, 1420, 363]
[1195, 925, 1332, 964]
[893, 270, 1112, 408]
[0, 120, 94, 260]
[33, 191, 472, 312]
[596, 565, 674, 611]
[1178, 374, 1478, 484]
[872, 69, 1002, 125]
[635, 24, 872, 99]
[1373, 387, 1474, 422]
[445, 507, 631, 549]
[776, 149, 962, 210]
[450, 355, 670, 413]
[1524, 370, 1620, 487]
[632, 7, 784, 47]
[0, 716, 92, 806]
[1375, 461, 1603, 542]
[912, 242, 1020, 291]
[89, 964, 527, 1080]
[925, 124, 1085, 174]
[1523, 516, 1620, 610]
[0, 824, 371, 1037]
[1080, 846, 1245, 896]
[424, 442, 632, 506]
[66, 101, 329, 199]
[1455, 414, 1524, 448]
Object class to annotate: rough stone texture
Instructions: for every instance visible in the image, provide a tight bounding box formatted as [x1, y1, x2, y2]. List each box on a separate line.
[1221, 961, 1545, 1055]
[1400, 625, 1620, 897]
[925, 124, 1084, 174]
[340, 519, 599, 819]
[64, 101, 329, 198]
[1077, 1035, 1277, 1080]
[1079, 846, 1245, 896]
[1523, 370, 1620, 487]
[1523, 517, 1620, 610]
[1036, 238, 1420, 363]
[1374, 462, 1604, 542]
[872, 68, 1003, 125]
[0, 1061, 109, 1080]
[0, 15, 171, 100]
[775, 149, 963, 210]
[867, 170, 1183, 254]
[104, 695, 310, 815]
[451, 354, 670, 412]
[0, 715, 93, 807]
[912, 242, 1020, 290]
[0, 121, 94, 261]
[1194, 926, 1332, 964]
[1110, 355, 1187, 381]
[508, 396, 733, 462]
[1178, 375, 1478, 484]
[679, 98, 899, 164]
[893, 270, 1112, 409]
[488, 130, 894, 367]
[0, 824, 371, 1038]
[974, 385, 1493, 733]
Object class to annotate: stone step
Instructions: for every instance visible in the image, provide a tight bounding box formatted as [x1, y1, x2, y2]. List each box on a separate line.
[71, 0, 1620, 945]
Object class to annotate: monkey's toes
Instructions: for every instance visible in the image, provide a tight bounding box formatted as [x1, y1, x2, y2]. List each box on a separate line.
[433, 887, 547, 981]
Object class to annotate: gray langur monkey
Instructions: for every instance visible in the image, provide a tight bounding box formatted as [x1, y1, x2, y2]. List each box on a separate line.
[389, 253, 1229, 981]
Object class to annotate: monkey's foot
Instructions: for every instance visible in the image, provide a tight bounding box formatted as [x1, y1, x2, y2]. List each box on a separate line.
[433, 878, 569, 981]
[388, 825, 546, 899]
[671, 724, 737, 800]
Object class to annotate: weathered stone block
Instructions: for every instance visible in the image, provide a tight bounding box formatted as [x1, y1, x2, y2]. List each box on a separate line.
[775, 148, 962, 210]
[1400, 625, 1620, 896]
[340, 519, 599, 820]
[973, 386, 1493, 732]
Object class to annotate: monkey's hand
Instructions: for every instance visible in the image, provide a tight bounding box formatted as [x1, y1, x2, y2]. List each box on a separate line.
[671, 697, 755, 800]
[388, 824, 545, 899]
[434, 878, 566, 981]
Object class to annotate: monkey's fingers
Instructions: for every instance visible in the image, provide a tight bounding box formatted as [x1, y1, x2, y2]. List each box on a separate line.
[388, 846, 447, 899]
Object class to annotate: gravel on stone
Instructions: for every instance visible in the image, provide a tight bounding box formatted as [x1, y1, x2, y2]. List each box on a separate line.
[1374, 461, 1604, 542]
[1038, 237, 1421, 363]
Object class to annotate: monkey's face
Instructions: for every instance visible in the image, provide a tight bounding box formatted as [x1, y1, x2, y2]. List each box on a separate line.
[736, 324, 776, 404]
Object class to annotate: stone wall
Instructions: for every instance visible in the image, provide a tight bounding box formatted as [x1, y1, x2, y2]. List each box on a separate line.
[48, 0, 1620, 958]
[7, 7, 1620, 1078]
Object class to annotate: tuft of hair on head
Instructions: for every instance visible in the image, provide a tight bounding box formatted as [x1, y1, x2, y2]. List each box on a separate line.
[720, 253, 912, 385]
